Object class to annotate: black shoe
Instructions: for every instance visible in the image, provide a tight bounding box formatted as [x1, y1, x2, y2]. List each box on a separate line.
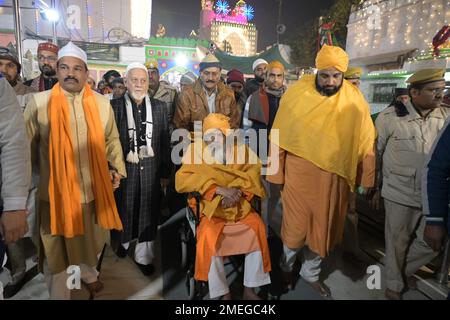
[3, 276, 27, 299]
[134, 262, 155, 276]
[115, 245, 128, 258]
[342, 251, 370, 270]
[281, 270, 297, 291]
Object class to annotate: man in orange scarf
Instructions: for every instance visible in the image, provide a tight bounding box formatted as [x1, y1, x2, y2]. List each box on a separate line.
[267, 45, 376, 297]
[176, 113, 271, 300]
[24, 42, 126, 299]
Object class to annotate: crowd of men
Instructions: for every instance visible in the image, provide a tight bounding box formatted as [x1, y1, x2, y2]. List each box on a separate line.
[0, 40, 449, 300]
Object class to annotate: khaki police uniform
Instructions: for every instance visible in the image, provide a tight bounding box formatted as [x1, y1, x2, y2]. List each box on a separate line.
[376, 100, 449, 292]
[152, 81, 177, 132]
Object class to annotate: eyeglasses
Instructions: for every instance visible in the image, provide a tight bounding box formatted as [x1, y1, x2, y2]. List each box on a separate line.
[424, 87, 448, 95]
[38, 55, 57, 62]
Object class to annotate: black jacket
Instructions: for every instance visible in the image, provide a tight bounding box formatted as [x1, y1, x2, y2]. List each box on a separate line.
[244, 78, 263, 98]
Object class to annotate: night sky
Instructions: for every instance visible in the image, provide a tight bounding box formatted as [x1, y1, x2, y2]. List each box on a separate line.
[151, 0, 335, 51]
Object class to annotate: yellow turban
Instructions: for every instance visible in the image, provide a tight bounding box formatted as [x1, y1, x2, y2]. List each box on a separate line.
[315, 44, 349, 73]
[203, 113, 230, 135]
[344, 66, 363, 79]
[267, 60, 285, 73]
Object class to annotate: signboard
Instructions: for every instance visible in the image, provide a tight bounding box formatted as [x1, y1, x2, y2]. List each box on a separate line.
[58, 40, 120, 62]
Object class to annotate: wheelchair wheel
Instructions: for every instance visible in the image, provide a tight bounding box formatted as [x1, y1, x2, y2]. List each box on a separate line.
[186, 270, 196, 300]
[181, 238, 188, 269]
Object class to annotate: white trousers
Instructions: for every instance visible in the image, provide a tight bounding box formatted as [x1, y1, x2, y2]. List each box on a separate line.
[122, 241, 155, 265]
[208, 251, 271, 299]
[43, 260, 100, 300]
[280, 245, 322, 283]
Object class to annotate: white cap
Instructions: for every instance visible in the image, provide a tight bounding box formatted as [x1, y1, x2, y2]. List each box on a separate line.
[180, 71, 197, 85]
[125, 62, 148, 77]
[58, 42, 87, 64]
[252, 58, 268, 71]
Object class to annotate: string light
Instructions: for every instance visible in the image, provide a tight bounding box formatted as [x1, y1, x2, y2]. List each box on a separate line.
[86, 0, 92, 42]
[101, 0, 105, 42]
[350, 0, 449, 61]
[34, 4, 40, 34]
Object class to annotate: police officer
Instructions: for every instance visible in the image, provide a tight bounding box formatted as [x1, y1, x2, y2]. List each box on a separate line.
[344, 66, 363, 88]
[372, 68, 449, 300]
[146, 59, 178, 134]
[145, 59, 181, 220]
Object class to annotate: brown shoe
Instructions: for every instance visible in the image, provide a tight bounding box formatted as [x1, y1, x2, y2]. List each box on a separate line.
[83, 280, 104, 299]
[406, 276, 417, 290]
[385, 288, 402, 300]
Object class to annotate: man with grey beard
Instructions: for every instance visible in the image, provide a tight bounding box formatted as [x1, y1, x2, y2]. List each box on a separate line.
[110, 63, 171, 276]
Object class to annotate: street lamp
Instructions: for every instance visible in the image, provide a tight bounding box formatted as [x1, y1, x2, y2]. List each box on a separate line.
[11, 0, 60, 76]
[276, 0, 284, 44]
[40, 8, 60, 22]
[39, 0, 59, 44]
[175, 54, 188, 67]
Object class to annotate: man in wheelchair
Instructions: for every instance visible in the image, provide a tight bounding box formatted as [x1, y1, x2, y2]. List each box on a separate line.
[175, 113, 271, 300]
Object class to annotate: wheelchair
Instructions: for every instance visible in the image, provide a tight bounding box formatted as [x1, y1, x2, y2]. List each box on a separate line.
[180, 192, 267, 300]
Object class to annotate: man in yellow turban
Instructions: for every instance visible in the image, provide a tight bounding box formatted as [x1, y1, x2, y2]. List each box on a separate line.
[176, 113, 271, 300]
[266, 45, 376, 297]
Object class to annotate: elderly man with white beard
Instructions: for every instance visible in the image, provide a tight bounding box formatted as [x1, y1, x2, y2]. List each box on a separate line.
[110, 63, 171, 276]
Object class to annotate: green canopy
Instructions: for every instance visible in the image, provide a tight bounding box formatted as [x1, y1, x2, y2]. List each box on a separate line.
[214, 44, 293, 74]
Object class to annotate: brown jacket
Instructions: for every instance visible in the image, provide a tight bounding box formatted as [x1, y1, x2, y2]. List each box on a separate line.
[174, 79, 240, 130]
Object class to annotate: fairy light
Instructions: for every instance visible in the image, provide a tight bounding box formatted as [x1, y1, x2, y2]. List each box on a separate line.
[131, 0, 152, 39]
[86, 0, 92, 42]
[101, 0, 105, 42]
[350, 0, 449, 57]
[35, 5, 40, 34]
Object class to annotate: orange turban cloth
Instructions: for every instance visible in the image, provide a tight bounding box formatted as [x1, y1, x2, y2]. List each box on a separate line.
[315, 44, 349, 73]
[267, 60, 285, 73]
[203, 113, 231, 135]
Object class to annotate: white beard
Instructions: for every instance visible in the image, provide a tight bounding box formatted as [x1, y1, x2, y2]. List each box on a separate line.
[129, 91, 147, 102]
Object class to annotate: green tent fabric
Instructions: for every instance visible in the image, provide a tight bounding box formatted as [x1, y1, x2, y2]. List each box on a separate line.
[214, 44, 294, 74]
